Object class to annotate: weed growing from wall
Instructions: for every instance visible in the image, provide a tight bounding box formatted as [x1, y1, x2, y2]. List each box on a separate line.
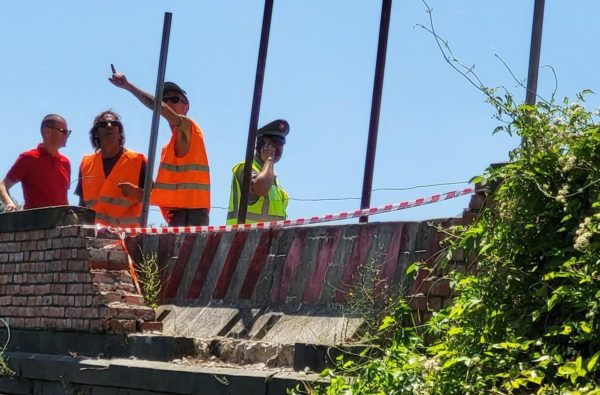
[136, 252, 161, 310]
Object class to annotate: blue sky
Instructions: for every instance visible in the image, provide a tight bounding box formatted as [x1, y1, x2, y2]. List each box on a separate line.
[1, 1, 599, 226]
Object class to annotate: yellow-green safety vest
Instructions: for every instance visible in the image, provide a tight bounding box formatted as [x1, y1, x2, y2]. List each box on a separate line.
[227, 159, 288, 224]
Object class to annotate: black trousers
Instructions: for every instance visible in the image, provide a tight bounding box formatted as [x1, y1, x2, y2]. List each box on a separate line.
[167, 208, 209, 226]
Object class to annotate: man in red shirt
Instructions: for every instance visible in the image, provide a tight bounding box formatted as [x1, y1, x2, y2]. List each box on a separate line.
[0, 114, 71, 211]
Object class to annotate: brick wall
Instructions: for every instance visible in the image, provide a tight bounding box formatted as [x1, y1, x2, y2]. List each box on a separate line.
[0, 225, 157, 333]
[407, 185, 487, 322]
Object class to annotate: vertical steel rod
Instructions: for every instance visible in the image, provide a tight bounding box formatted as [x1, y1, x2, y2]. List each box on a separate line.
[525, 0, 545, 105]
[238, 0, 274, 224]
[360, 0, 392, 223]
[141, 12, 172, 227]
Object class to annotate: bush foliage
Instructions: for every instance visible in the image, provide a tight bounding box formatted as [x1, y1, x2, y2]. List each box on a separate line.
[320, 93, 600, 394]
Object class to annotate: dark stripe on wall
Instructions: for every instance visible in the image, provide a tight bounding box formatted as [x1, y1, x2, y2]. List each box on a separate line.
[335, 225, 376, 303]
[163, 234, 198, 299]
[302, 228, 342, 303]
[186, 233, 222, 300]
[212, 232, 249, 300]
[272, 231, 305, 304]
[239, 230, 277, 300]
[374, 223, 404, 298]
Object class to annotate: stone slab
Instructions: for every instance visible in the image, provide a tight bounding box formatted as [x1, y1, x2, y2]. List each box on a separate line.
[6, 351, 324, 395]
[261, 315, 364, 344]
[0, 206, 94, 232]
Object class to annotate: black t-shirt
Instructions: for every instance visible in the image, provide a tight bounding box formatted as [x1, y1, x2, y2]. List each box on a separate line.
[75, 150, 146, 200]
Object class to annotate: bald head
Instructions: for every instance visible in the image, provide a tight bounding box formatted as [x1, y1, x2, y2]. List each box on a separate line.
[40, 114, 67, 133]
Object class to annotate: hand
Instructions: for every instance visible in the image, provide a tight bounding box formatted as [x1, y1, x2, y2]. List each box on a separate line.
[4, 202, 17, 212]
[118, 182, 142, 201]
[260, 143, 276, 162]
[108, 64, 130, 89]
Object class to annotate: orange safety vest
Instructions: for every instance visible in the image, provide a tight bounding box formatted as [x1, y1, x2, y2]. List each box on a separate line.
[150, 119, 211, 216]
[80, 149, 146, 228]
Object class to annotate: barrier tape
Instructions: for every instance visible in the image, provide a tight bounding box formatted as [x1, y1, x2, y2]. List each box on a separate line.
[98, 187, 474, 235]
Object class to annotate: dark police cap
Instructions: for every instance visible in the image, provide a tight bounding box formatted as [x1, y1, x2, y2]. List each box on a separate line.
[163, 81, 187, 99]
[256, 119, 289, 141]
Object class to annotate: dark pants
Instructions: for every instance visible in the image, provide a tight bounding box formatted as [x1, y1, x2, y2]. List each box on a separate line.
[167, 208, 210, 226]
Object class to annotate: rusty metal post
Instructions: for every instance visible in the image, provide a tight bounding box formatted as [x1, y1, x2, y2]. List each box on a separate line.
[525, 0, 545, 105]
[360, 0, 392, 223]
[238, 0, 274, 224]
[140, 12, 172, 227]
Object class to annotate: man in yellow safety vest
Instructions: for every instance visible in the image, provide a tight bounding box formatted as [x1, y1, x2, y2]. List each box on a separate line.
[227, 120, 289, 224]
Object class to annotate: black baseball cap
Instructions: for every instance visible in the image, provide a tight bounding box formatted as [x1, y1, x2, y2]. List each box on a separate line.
[163, 82, 187, 99]
[256, 119, 289, 142]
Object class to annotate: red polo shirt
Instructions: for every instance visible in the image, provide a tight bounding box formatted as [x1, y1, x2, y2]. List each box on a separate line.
[6, 144, 71, 209]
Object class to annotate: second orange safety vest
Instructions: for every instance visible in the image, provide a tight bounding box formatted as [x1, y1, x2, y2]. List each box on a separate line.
[80, 149, 146, 228]
[150, 120, 211, 214]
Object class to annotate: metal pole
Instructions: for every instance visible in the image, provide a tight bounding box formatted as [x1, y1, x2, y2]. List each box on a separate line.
[238, 0, 274, 224]
[140, 12, 172, 227]
[525, 0, 545, 105]
[359, 0, 392, 223]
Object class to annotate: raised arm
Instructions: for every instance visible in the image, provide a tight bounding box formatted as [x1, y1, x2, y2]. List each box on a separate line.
[108, 65, 190, 137]
[251, 143, 277, 196]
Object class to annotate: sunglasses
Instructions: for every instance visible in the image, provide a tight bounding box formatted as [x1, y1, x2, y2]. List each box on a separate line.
[163, 96, 188, 104]
[96, 120, 122, 129]
[48, 126, 72, 137]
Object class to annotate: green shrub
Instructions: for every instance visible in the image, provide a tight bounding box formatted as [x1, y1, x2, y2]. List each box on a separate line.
[322, 94, 600, 394]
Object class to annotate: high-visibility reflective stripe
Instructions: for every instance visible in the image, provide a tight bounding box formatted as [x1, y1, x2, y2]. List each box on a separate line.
[153, 182, 210, 191]
[226, 210, 285, 222]
[160, 163, 210, 173]
[99, 196, 132, 208]
[96, 212, 140, 227]
[84, 199, 97, 208]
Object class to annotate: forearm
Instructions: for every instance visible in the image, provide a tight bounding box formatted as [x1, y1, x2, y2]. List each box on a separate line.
[125, 84, 156, 111]
[0, 180, 15, 207]
[251, 160, 275, 196]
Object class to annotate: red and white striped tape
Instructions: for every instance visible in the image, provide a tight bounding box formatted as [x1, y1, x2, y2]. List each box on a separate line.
[99, 187, 474, 235]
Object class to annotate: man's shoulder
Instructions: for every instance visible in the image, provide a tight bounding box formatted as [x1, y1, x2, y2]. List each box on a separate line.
[57, 152, 71, 166]
[18, 147, 42, 160]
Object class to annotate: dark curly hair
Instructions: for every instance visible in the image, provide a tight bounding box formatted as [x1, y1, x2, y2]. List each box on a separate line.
[89, 110, 125, 151]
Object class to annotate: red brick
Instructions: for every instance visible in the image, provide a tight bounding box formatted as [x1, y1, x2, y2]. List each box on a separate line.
[50, 284, 66, 294]
[48, 307, 65, 317]
[57, 295, 75, 305]
[0, 243, 17, 253]
[0, 233, 14, 242]
[462, 210, 478, 226]
[9, 252, 24, 262]
[24, 318, 40, 328]
[47, 229, 60, 238]
[34, 284, 51, 295]
[430, 280, 451, 297]
[139, 321, 163, 333]
[408, 294, 427, 311]
[83, 284, 96, 294]
[101, 318, 136, 333]
[20, 285, 34, 295]
[23, 241, 37, 250]
[61, 227, 80, 237]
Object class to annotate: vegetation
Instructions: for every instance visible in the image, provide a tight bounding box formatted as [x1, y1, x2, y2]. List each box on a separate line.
[313, 92, 600, 394]
[136, 252, 161, 310]
[0, 318, 14, 376]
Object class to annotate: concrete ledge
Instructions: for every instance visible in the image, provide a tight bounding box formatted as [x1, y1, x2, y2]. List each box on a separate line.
[2, 330, 195, 362]
[0, 206, 94, 232]
[6, 352, 324, 395]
